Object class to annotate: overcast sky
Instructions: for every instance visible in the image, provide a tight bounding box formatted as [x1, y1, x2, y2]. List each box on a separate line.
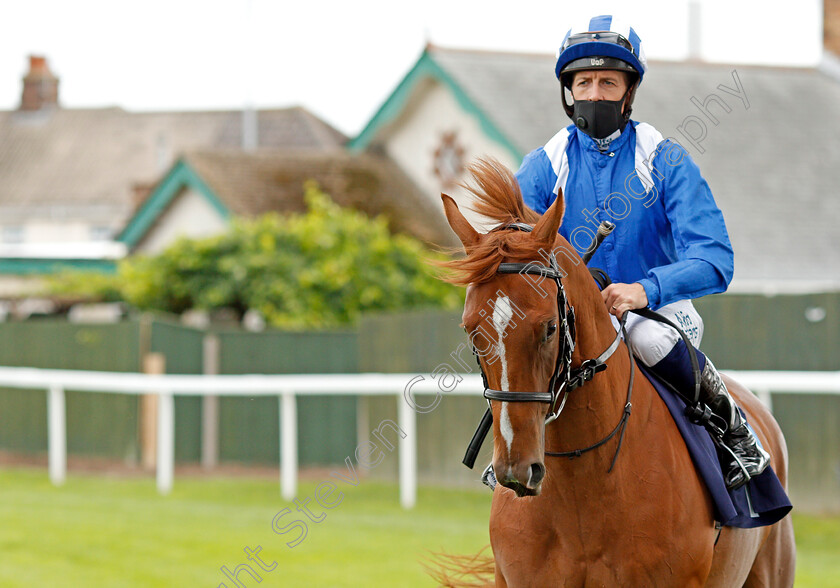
[0, 0, 823, 136]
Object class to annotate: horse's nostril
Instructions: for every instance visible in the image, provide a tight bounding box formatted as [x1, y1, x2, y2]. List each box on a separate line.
[528, 462, 546, 487]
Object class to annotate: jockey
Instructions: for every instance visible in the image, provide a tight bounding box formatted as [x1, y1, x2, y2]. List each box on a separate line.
[514, 15, 769, 490]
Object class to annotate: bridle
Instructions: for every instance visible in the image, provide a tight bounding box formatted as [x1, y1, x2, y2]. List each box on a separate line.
[477, 224, 577, 424]
[463, 222, 634, 471]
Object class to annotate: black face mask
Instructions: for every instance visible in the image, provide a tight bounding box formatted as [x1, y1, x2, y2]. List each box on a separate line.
[572, 98, 628, 140]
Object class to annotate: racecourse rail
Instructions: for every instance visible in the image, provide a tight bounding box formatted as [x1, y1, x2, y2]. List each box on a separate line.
[0, 366, 837, 509]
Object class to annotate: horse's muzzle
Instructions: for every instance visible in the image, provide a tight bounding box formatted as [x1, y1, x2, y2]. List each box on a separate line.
[499, 462, 545, 497]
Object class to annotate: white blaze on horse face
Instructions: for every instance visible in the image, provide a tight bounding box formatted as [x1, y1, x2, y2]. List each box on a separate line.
[493, 295, 515, 454]
[500, 403, 514, 456]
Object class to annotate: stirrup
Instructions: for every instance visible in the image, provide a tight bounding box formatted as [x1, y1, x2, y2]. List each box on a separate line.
[716, 442, 752, 490]
[720, 420, 771, 490]
[684, 402, 727, 438]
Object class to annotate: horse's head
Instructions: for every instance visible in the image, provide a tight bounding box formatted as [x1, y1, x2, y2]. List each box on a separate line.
[441, 159, 568, 497]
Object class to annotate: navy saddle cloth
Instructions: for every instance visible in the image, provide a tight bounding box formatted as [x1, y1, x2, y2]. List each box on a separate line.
[639, 364, 792, 528]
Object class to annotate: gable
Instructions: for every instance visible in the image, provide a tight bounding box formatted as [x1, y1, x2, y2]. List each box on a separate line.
[349, 48, 521, 160]
[132, 187, 230, 255]
[349, 48, 530, 230]
[117, 159, 230, 252]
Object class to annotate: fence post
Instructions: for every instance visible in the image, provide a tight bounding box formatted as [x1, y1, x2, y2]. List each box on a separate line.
[398, 392, 417, 509]
[141, 353, 165, 470]
[156, 392, 175, 495]
[47, 385, 66, 486]
[280, 390, 297, 501]
[201, 334, 220, 470]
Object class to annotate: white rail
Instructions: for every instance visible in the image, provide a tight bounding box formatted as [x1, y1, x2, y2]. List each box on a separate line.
[0, 366, 838, 508]
[0, 367, 486, 508]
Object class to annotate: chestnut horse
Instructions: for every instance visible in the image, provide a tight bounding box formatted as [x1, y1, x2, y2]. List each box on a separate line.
[435, 159, 795, 587]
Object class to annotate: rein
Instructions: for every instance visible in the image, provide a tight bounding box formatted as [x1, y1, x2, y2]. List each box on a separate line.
[462, 222, 634, 471]
[544, 316, 634, 473]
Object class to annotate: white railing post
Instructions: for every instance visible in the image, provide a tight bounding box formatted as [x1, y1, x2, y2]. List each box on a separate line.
[47, 385, 66, 486]
[756, 388, 773, 413]
[280, 390, 297, 501]
[398, 392, 417, 509]
[156, 392, 175, 495]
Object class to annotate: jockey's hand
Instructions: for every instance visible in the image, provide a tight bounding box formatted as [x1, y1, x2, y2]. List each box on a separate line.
[602, 283, 648, 318]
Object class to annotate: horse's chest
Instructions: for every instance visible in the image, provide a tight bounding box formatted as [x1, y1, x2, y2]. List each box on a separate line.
[489, 493, 713, 587]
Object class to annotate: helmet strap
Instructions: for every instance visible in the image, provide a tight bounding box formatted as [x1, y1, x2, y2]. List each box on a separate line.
[562, 86, 575, 119]
[622, 81, 638, 121]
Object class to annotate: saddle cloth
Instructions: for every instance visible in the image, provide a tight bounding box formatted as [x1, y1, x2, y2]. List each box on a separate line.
[640, 364, 792, 529]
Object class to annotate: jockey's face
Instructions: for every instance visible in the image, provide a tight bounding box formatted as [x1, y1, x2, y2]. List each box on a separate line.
[571, 69, 629, 108]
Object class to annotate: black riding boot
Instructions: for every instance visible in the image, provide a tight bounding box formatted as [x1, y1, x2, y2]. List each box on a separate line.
[701, 359, 770, 490]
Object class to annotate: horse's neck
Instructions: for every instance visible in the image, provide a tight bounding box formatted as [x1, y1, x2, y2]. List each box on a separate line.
[567, 268, 624, 372]
[545, 277, 637, 461]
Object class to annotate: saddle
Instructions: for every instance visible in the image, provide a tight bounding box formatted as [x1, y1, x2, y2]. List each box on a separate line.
[639, 363, 791, 528]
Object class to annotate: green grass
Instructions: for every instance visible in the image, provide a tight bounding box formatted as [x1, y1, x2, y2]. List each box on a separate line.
[0, 466, 837, 587]
[0, 467, 490, 587]
[794, 512, 840, 587]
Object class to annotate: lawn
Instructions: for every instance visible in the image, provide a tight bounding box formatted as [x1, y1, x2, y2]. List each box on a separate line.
[0, 466, 836, 587]
[0, 467, 490, 587]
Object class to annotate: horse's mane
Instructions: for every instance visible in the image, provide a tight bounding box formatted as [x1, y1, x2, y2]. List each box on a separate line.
[441, 158, 560, 286]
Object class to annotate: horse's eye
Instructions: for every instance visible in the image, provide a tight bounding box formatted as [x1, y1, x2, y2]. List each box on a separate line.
[546, 321, 557, 339]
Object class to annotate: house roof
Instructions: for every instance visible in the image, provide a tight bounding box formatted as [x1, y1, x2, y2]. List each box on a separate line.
[0, 106, 347, 228]
[120, 149, 457, 250]
[352, 45, 840, 289]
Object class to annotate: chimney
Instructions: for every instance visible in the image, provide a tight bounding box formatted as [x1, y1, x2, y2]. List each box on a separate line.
[20, 55, 59, 111]
[827, 0, 840, 56]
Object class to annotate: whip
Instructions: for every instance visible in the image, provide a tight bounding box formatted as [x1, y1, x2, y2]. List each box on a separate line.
[581, 221, 615, 265]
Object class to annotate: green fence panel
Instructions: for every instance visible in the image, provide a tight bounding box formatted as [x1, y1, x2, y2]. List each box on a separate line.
[0, 389, 47, 454]
[218, 394, 279, 465]
[359, 309, 467, 373]
[772, 393, 840, 512]
[149, 318, 205, 463]
[217, 329, 359, 466]
[695, 292, 840, 370]
[358, 310, 491, 486]
[0, 320, 140, 371]
[0, 320, 140, 459]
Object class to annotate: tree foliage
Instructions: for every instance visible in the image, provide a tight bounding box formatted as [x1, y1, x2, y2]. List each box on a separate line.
[47, 183, 462, 328]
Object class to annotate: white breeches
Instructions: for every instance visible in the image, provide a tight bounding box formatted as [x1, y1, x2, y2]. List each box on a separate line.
[611, 299, 704, 367]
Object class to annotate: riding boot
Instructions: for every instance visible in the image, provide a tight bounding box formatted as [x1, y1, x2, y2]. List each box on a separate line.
[700, 359, 770, 490]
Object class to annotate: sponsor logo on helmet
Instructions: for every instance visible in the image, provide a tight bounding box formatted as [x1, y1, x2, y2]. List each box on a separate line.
[590, 58, 605, 66]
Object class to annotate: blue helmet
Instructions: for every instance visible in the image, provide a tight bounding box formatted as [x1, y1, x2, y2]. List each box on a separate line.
[555, 15, 647, 87]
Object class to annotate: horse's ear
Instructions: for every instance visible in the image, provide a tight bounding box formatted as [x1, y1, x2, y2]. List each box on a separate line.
[441, 193, 480, 250]
[531, 192, 565, 247]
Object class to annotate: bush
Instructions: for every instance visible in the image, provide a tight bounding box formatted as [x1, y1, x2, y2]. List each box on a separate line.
[47, 183, 462, 328]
